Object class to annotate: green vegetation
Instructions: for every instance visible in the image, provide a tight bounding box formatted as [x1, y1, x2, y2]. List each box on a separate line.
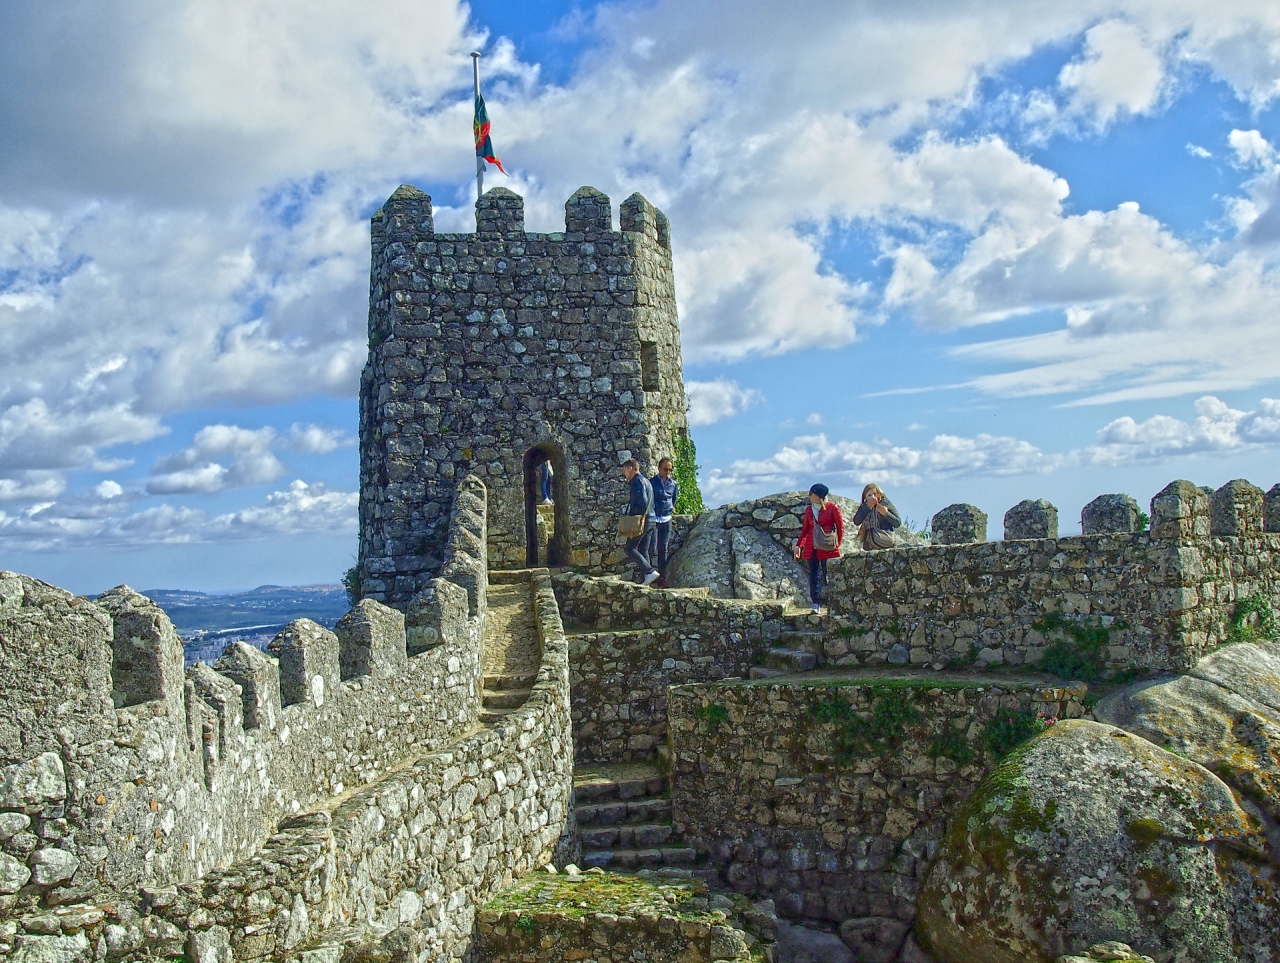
[342, 565, 361, 607]
[982, 706, 1053, 759]
[695, 702, 730, 729]
[1125, 817, 1165, 850]
[1035, 612, 1127, 682]
[514, 915, 535, 932]
[672, 429, 705, 515]
[1136, 511, 1150, 532]
[1225, 592, 1277, 646]
[809, 686, 923, 759]
[928, 725, 974, 765]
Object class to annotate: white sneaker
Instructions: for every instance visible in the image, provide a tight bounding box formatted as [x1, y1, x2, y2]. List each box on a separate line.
[811, 604, 821, 614]
[642, 570, 660, 586]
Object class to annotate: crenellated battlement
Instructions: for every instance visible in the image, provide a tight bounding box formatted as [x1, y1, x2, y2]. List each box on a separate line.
[0, 475, 491, 909]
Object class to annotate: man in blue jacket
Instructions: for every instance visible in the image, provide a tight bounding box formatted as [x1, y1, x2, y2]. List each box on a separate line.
[650, 457, 678, 580]
[621, 459, 659, 586]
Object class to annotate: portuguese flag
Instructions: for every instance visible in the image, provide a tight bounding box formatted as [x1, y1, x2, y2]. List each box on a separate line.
[473, 93, 507, 175]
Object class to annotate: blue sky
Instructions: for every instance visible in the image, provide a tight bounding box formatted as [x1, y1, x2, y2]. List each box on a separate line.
[2, 0, 1280, 593]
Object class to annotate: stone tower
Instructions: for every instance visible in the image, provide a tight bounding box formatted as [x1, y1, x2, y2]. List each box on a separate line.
[358, 185, 688, 607]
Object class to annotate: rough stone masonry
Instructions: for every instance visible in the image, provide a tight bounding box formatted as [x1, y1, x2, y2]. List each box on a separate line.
[359, 185, 689, 606]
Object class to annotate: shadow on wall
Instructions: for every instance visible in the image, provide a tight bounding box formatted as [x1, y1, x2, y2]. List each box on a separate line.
[524, 443, 571, 567]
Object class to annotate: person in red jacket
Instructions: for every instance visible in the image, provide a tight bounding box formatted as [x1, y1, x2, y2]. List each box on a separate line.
[793, 483, 844, 613]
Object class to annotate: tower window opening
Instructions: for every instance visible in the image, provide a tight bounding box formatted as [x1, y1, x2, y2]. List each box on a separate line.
[640, 341, 660, 392]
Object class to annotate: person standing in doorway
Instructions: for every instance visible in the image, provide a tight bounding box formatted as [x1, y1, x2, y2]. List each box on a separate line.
[793, 483, 844, 614]
[649, 457, 678, 582]
[621, 459, 660, 586]
[540, 461, 554, 505]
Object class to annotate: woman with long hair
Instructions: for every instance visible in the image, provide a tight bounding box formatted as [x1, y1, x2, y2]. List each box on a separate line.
[852, 483, 901, 551]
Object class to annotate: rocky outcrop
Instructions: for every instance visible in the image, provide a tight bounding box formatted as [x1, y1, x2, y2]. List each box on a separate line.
[667, 492, 922, 606]
[917, 642, 1280, 963]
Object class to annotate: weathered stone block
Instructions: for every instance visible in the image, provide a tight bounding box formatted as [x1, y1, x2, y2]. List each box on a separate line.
[565, 186, 612, 234]
[214, 641, 282, 730]
[28, 847, 79, 885]
[476, 187, 524, 235]
[187, 926, 232, 963]
[380, 185, 434, 241]
[406, 578, 468, 655]
[0, 752, 66, 813]
[930, 504, 987, 544]
[1267, 483, 1280, 533]
[1081, 494, 1141, 535]
[1003, 499, 1058, 540]
[1210, 479, 1264, 536]
[96, 586, 186, 710]
[334, 599, 407, 680]
[268, 620, 341, 708]
[1149, 479, 1210, 541]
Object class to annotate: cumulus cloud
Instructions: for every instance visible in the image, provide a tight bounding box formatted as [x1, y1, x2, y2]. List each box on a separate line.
[4, 0, 1280, 541]
[286, 422, 352, 454]
[704, 394, 1280, 503]
[1057, 20, 1166, 130]
[685, 379, 763, 426]
[148, 425, 284, 494]
[0, 479, 355, 552]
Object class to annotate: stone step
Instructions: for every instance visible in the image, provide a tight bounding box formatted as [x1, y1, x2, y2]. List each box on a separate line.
[748, 666, 788, 680]
[578, 823, 674, 850]
[484, 673, 537, 691]
[579, 847, 701, 871]
[777, 629, 827, 655]
[483, 689, 531, 710]
[573, 767, 666, 804]
[480, 709, 516, 725]
[576, 797, 671, 827]
[764, 648, 818, 673]
[488, 569, 537, 584]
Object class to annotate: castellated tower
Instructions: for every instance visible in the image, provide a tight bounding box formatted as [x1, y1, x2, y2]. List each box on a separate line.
[359, 185, 689, 607]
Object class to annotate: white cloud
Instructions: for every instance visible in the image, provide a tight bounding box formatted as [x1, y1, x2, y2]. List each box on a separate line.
[0, 479, 355, 552]
[1086, 395, 1280, 463]
[148, 425, 284, 494]
[286, 422, 351, 454]
[1186, 143, 1212, 159]
[1058, 20, 1166, 130]
[1229, 129, 1275, 167]
[704, 394, 1280, 503]
[0, 471, 66, 502]
[685, 379, 763, 426]
[3, 0, 1280, 526]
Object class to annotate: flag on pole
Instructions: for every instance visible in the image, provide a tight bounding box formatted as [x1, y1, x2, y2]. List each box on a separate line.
[473, 93, 507, 175]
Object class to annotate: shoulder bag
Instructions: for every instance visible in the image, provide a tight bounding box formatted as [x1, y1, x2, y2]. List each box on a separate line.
[811, 504, 838, 552]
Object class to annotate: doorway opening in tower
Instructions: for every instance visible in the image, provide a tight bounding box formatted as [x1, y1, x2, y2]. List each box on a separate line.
[523, 444, 570, 567]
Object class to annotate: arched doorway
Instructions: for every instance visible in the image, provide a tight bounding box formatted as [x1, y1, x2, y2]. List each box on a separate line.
[523, 444, 570, 567]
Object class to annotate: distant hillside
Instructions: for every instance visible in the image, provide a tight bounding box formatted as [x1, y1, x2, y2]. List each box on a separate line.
[134, 584, 351, 665]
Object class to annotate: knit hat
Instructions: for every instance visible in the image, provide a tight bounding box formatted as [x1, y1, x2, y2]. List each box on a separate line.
[809, 483, 829, 499]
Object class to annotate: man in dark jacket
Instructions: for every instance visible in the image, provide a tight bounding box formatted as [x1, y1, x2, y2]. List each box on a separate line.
[621, 459, 659, 585]
[649, 457, 678, 578]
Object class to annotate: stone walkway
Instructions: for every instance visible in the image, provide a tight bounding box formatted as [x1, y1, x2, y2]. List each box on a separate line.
[481, 575, 542, 721]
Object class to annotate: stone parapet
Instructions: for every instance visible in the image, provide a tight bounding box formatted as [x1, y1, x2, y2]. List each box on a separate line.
[668, 673, 1086, 936]
[1080, 493, 1141, 535]
[0, 476, 489, 911]
[1003, 498, 1058, 540]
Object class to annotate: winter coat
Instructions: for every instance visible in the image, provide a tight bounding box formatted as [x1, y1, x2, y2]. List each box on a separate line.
[797, 500, 845, 561]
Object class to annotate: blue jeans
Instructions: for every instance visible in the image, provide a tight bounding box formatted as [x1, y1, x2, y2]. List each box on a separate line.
[808, 555, 827, 605]
[651, 520, 671, 574]
[626, 526, 656, 577]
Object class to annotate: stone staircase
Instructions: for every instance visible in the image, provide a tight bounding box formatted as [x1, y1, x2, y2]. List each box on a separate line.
[574, 763, 706, 875]
[481, 671, 537, 723]
[750, 616, 829, 680]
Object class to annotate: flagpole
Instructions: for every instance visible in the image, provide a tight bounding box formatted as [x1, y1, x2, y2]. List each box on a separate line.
[471, 52, 484, 203]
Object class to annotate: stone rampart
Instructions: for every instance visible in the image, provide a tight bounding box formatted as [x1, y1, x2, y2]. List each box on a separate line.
[150, 570, 575, 963]
[667, 674, 1085, 936]
[823, 479, 1280, 674]
[552, 573, 786, 763]
[360, 185, 689, 604]
[0, 475, 489, 914]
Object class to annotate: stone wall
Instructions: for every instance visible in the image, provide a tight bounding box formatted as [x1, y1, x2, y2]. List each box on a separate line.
[0, 474, 489, 914]
[820, 479, 1280, 674]
[475, 870, 776, 963]
[552, 573, 786, 763]
[359, 184, 689, 605]
[150, 570, 576, 963]
[667, 674, 1086, 938]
